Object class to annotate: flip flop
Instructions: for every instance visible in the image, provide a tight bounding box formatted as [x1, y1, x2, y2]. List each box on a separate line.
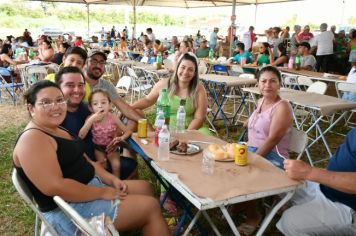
[238, 223, 258, 236]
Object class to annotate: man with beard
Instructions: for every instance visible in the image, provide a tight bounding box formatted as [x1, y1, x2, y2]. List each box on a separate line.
[55, 66, 138, 180]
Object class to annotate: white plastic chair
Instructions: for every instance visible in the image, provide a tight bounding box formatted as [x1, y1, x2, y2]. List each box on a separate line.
[297, 76, 313, 91]
[239, 73, 255, 79]
[277, 127, 308, 161]
[12, 169, 58, 236]
[306, 81, 327, 94]
[140, 56, 149, 63]
[335, 81, 356, 128]
[26, 66, 48, 87]
[163, 59, 174, 71]
[126, 67, 153, 102]
[116, 76, 132, 103]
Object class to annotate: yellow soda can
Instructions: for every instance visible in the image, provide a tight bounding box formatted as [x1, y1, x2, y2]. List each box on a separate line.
[138, 119, 147, 138]
[235, 142, 248, 166]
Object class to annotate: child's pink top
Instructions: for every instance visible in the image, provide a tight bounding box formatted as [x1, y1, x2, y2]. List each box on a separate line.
[92, 113, 116, 146]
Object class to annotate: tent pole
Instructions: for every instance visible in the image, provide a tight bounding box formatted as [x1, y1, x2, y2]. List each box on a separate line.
[229, 0, 236, 58]
[87, 4, 90, 38]
[133, 0, 136, 39]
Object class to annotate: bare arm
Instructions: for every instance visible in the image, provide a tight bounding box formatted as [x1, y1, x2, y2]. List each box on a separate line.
[187, 83, 208, 130]
[256, 100, 292, 156]
[15, 130, 120, 202]
[270, 55, 287, 67]
[112, 98, 143, 122]
[284, 159, 356, 194]
[78, 110, 105, 139]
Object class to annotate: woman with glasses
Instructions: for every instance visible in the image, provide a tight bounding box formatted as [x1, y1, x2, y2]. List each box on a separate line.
[12, 80, 169, 235]
[132, 52, 211, 135]
[255, 42, 273, 66]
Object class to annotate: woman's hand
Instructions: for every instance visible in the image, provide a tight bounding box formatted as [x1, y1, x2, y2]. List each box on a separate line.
[100, 186, 122, 200]
[112, 178, 128, 199]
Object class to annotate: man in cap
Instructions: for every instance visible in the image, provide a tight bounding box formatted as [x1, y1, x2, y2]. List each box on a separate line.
[298, 42, 316, 71]
[195, 39, 210, 58]
[83, 49, 142, 121]
[311, 23, 334, 72]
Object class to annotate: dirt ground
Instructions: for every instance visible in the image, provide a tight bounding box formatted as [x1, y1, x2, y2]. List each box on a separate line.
[0, 104, 28, 130]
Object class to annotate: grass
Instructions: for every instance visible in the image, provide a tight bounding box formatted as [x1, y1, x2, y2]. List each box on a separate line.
[0, 100, 352, 235]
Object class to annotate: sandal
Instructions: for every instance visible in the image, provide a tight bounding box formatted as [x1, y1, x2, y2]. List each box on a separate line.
[238, 223, 258, 236]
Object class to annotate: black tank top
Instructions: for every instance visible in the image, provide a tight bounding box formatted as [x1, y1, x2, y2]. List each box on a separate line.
[14, 127, 95, 212]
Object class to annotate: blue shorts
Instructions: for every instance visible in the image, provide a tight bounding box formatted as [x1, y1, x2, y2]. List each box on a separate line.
[248, 146, 285, 170]
[43, 177, 119, 235]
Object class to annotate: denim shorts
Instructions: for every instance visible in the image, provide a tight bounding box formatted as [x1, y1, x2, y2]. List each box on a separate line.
[248, 146, 285, 170]
[43, 176, 119, 235]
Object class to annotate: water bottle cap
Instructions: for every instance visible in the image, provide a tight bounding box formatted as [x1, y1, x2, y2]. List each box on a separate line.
[180, 99, 186, 106]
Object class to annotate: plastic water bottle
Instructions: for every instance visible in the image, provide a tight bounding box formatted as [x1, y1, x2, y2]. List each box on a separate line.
[158, 125, 170, 161]
[154, 109, 165, 146]
[288, 56, 294, 69]
[209, 48, 214, 61]
[202, 149, 215, 175]
[176, 99, 186, 133]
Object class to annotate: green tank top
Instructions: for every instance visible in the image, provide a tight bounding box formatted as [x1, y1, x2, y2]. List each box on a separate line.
[169, 95, 211, 136]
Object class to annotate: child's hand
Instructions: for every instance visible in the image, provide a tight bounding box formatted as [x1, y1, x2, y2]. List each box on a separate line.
[90, 110, 105, 123]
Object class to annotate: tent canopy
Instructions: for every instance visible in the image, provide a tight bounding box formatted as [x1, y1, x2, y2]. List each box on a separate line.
[30, 0, 302, 8]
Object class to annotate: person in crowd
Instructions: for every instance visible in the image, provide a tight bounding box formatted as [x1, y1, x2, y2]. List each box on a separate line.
[227, 25, 236, 44]
[298, 42, 317, 71]
[143, 40, 155, 58]
[330, 25, 338, 38]
[79, 89, 132, 178]
[146, 28, 155, 42]
[311, 23, 334, 72]
[35, 39, 54, 62]
[209, 27, 223, 52]
[46, 46, 90, 101]
[280, 26, 290, 39]
[110, 26, 116, 39]
[0, 43, 28, 83]
[170, 36, 179, 52]
[236, 66, 292, 235]
[74, 36, 84, 48]
[348, 29, 356, 53]
[51, 42, 70, 65]
[255, 42, 273, 66]
[242, 26, 256, 52]
[195, 39, 210, 58]
[269, 43, 288, 67]
[277, 127, 356, 235]
[0, 38, 3, 51]
[231, 42, 252, 64]
[54, 35, 65, 53]
[23, 29, 34, 47]
[269, 27, 283, 58]
[132, 52, 211, 135]
[169, 41, 192, 67]
[290, 25, 302, 50]
[298, 25, 314, 42]
[103, 35, 114, 48]
[13, 80, 170, 235]
[55, 67, 138, 179]
[66, 35, 74, 47]
[153, 40, 166, 56]
[119, 37, 128, 51]
[341, 50, 356, 102]
[336, 30, 348, 53]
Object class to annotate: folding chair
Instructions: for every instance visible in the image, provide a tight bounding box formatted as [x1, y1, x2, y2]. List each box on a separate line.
[12, 169, 58, 236]
[126, 67, 153, 102]
[53, 196, 120, 236]
[281, 73, 298, 89]
[213, 64, 229, 75]
[25, 66, 48, 88]
[276, 127, 309, 161]
[335, 81, 356, 128]
[116, 76, 132, 103]
[0, 73, 24, 105]
[296, 76, 313, 91]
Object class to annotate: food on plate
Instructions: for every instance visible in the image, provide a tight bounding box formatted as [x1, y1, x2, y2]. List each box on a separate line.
[176, 142, 188, 153]
[224, 143, 236, 159]
[207, 144, 228, 160]
[169, 139, 179, 150]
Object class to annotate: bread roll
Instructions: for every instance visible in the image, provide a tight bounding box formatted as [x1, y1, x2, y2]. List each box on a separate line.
[207, 144, 228, 160]
[225, 143, 236, 159]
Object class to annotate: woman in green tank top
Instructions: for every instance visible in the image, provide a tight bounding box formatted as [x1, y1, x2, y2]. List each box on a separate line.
[256, 42, 273, 66]
[132, 52, 211, 135]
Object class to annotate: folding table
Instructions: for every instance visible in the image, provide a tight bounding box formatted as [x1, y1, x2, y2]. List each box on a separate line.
[242, 87, 356, 165]
[200, 74, 257, 135]
[129, 131, 302, 236]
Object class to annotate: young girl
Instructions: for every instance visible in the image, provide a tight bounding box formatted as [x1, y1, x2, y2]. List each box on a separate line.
[79, 88, 132, 177]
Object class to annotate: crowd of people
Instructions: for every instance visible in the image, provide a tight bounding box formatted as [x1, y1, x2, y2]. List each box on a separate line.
[1, 23, 356, 235]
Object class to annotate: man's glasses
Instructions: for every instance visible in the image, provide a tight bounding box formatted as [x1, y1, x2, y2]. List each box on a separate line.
[36, 97, 67, 110]
[89, 59, 106, 65]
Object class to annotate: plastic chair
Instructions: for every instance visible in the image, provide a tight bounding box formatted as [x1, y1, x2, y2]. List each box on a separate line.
[335, 81, 356, 128]
[163, 59, 174, 71]
[126, 67, 153, 102]
[140, 56, 148, 63]
[116, 76, 132, 103]
[213, 64, 229, 75]
[12, 169, 58, 236]
[276, 127, 308, 161]
[297, 76, 313, 91]
[25, 66, 48, 87]
[306, 81, 327, 94]
[0, 73, 24, 105]
[239, 73, 255, 79]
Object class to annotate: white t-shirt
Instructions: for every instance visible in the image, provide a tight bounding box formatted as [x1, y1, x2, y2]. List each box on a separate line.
[310, 31, 334, 56]
[242, 31, 252, 51]
[347, 66, 356, 83]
